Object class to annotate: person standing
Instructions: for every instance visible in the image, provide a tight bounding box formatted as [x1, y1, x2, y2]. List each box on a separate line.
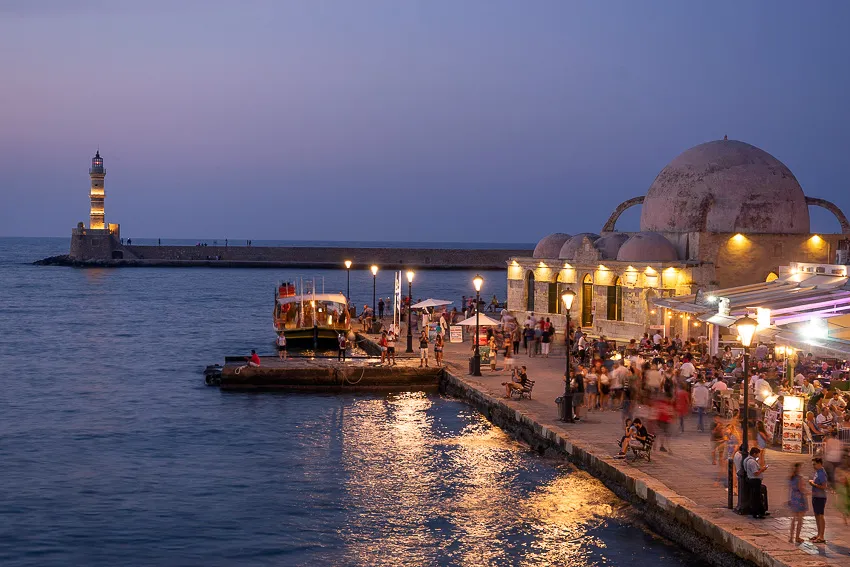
[692, 379, 710, 432]
[386, 330, 396, 365]
[540, 325, 551, 358]
[744, 447, 768, 519]
[809, 458, 828, 543]
[337, 333, 347, 362]
[434, 334, 444, 367]
[572, 366, 586, 421]
[277, 333, 287, 361]
[378, 298, 385, 320]
[419, 331, 430, 368]
[488, 335, 498, 371]
[379, 331, 389, 365]
[788, 463, 808, 544]
[512, 326, 521, 358]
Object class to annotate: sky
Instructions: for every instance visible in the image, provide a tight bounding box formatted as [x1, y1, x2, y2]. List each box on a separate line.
[1, 0, 849, 242]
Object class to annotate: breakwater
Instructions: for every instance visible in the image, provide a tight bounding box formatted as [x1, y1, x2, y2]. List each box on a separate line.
[38, 243, 530, 269]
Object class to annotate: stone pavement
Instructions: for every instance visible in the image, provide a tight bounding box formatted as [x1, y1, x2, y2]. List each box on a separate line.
[433, 338, 850, 567]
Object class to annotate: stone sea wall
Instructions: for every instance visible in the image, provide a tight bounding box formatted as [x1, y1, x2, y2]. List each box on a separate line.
[50, 239, 531, 270]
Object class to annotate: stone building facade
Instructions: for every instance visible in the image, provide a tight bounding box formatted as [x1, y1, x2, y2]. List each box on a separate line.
[508, 138, 850, 341]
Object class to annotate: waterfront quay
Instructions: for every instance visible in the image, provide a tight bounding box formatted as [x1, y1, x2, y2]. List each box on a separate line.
[351, 326, 849, 567]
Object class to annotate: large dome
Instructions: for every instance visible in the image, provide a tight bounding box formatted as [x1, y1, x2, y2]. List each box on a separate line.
[640, 139, 810, 234]
[533, 233, 571, 258]
[616, 232, 679, 263]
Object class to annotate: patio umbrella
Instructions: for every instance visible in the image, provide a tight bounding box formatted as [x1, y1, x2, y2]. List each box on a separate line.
[411, 298, 453, 309]
[456, 313, 502, 327]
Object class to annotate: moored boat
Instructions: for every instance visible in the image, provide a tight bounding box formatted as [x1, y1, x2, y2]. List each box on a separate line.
[273, 280, 350, 347]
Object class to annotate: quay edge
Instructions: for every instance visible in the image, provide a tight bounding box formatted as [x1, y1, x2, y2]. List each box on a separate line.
[440, 369, 788, 567]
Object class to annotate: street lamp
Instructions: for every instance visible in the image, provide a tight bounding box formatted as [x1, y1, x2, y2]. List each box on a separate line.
[371, 265, 379, 330]
[344, 260, 352, 310]
[561, 289, 576, 422]
[406, 270, 415, 353]
[472, 274, 484, 376]
[735, 314, 758, 452]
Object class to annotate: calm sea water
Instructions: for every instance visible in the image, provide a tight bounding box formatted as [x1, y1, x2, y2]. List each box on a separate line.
[0, 237, 701, 566]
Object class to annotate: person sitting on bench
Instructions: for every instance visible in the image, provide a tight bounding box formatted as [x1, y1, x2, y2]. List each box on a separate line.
[504, 366, 529, 398]
[617, 418, 633, 449]
[615, 418, 647, 458]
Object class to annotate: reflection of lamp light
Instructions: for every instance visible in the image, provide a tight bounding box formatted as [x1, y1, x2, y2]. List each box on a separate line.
[784, 395, 803, 411]
[804, 317, 828, 339]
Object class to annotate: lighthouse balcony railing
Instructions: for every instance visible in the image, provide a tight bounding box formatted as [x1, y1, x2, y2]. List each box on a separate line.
[89, 168, 106, 175]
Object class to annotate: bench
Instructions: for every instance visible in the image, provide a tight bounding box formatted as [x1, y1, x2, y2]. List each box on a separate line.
[628, 434, 656, 462]
[509, 377, 535, 399]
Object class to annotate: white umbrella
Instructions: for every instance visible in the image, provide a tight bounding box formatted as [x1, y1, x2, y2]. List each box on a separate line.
[411, 298, 453, 309]
[456, 313, 502, 327]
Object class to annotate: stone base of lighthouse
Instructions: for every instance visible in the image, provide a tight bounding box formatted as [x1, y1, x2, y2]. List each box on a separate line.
[69, 224, 132, 261]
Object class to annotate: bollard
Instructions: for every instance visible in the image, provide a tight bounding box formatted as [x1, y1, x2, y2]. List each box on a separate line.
[727, 459, 734, 509]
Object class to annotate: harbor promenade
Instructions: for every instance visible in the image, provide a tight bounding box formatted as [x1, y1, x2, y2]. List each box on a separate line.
[362, 325, 849, 567]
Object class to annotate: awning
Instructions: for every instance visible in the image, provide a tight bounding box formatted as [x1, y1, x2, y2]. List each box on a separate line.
[776, 333, 850, 358]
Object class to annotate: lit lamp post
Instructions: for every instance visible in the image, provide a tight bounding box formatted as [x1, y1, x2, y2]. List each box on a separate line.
[561, 289, 576, 422]
[370, 265, 379, 330]
[733, 314, 757, 514]
[736, 314, 758, 452]
[406, 270, 415, 353]
[344, 260, 352, 311]
[472, 274, 483, 376]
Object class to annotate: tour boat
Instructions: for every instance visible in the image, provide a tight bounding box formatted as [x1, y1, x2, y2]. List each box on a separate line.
[273, 279, 350, 347]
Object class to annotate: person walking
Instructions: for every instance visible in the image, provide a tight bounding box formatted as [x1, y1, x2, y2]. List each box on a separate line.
[788, 463, 808, 544]
[809, 457, 828, 543]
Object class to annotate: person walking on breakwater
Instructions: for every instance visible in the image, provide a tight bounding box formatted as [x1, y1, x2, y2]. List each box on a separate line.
[277, 334, 287, 361]
[419, 331, 430, 368]
[338, 333, 347, 362]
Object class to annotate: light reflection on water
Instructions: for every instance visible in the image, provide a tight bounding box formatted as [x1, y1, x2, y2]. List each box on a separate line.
[336, 392, 698, 567]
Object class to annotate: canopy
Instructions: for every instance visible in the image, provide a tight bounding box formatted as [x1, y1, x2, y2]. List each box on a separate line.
[456, 312, 502, 327]
[411, 298, 453, 308]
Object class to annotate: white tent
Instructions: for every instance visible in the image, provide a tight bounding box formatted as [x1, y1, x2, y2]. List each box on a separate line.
[456, 312, 502, 327]
[411, 298, 453, 309]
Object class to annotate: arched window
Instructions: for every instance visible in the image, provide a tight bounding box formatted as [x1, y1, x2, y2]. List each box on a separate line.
[581, 274, 593, 327]
[551, 272, 570, 314]
[765, 272, 779, 282]
[526, 271, 535, 311]
[607, 277, 623, 321]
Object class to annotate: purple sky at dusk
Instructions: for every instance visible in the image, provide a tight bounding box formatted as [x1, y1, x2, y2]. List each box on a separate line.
[1, 0, 849, 242]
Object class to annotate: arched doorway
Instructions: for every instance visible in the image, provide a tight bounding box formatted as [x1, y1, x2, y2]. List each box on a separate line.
[607, 277, 623, 321]
[581, 274, 593, 327]
[526, 271, 535, 312]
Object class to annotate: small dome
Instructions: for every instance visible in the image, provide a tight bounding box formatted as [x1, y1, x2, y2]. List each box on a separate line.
[558, 233, 600, 260]
[640, 139, 809, 234]
[616, 232, 679, 262]
[594, 233, 630, 260]
[533, 233, 571, 258]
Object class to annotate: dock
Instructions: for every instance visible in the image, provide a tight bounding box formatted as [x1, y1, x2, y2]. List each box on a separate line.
[207, 355, 443, 391]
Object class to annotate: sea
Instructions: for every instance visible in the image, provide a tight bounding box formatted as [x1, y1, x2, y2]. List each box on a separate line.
[0, 237, 703, 567]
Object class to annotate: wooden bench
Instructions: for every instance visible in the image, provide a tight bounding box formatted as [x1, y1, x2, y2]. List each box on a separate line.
[628, 434, 656, 462]
[509, 376, 535, 399]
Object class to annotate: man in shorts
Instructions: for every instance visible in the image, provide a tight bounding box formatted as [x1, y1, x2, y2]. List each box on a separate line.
[810, 458, 828, 543]
[386, 330, 396, 365]
[277, 334, 287, 361]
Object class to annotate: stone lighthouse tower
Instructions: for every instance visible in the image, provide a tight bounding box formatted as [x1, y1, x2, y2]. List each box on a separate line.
[89, 150, 106, 229]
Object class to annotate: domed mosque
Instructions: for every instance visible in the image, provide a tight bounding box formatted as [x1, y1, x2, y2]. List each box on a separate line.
[507, 138, 850, 341]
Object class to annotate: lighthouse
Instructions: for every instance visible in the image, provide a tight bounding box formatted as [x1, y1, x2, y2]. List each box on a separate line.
[89, 150, 106, 229]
